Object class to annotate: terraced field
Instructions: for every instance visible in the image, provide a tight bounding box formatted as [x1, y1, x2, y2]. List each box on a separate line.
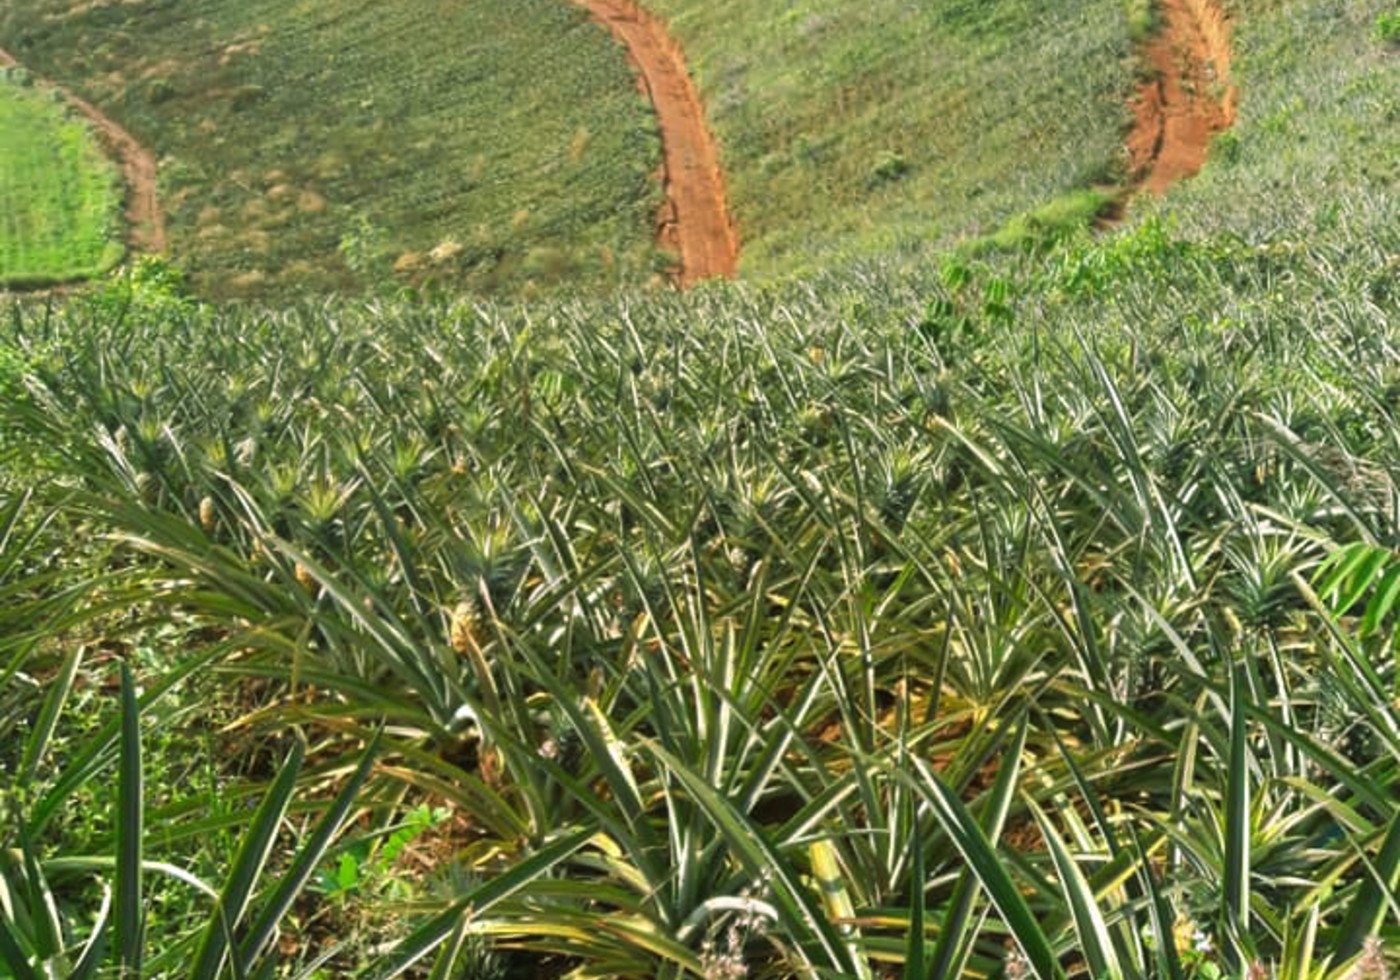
[0, 65, 121, 288]
[1, 0, 664, 299]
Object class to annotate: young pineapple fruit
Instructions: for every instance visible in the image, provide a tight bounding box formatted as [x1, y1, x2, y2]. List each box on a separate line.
[450, 599, 484, 657]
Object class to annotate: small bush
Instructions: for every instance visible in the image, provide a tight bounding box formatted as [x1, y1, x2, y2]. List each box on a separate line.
[1212, 128, 1242, 164]
[869, 150, 911, 186]
[228, 83, 266, 111]
[1376, 9, 1400, 44]
[146, 76, 176, 104]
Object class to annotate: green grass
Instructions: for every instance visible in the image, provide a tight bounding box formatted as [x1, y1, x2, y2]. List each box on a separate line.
[0, 0, 665, 300]
[2, 0, 1400, 976]
[0, 67, 121, 288]
[1376, 7, 1400, 44]
[644, 0, 1134, 276]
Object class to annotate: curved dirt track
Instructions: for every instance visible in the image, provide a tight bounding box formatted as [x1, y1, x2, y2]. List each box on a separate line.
[571, 0, 738, 285]
[1127, 0, 1237, 195]
[0, 48, 166, 257]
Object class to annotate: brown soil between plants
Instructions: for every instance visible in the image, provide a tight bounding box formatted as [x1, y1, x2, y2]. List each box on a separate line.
[571, 0, 739, 285]
[1126, 0, 1237, 196]
[0, 47, 166, 256]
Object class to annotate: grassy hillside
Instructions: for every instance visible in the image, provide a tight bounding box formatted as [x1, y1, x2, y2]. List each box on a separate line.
[0, 0, 664, 299]
[2, 0, 1399, 976]
[645, 0, 1134, 274]
[0, 66, 121, 287]
[1148, 0, 1399, 238]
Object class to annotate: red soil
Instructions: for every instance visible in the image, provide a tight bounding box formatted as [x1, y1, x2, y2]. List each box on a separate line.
[571, 0, 739, 285]
[1127, 0, 1237, 195]
[1, 47, 166, 256]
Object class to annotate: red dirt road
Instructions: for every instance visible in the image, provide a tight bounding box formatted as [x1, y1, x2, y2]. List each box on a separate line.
[572, 0, 738, 285]
[0, 47, 166, 256]
[1127, 0, 1237, 195]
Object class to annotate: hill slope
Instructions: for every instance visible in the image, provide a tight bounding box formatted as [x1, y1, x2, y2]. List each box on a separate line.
[645, 0, 1135, 273]
[2, 0, 664, 298]
[0, 63, 122, 286]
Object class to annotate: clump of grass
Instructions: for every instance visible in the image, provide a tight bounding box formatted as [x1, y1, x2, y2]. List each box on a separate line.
[1124, 0, 1159, 43]
[966, 188, 1116, 254]
[1376, 8, 1400, 44]
[868, 150, 911, 186]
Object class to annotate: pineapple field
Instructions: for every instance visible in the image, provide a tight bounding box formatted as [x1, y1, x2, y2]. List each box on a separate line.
[1, 0, 1399, 977]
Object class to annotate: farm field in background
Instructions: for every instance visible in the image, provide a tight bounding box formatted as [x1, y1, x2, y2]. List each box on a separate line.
[0, 67, 121, 288]
[0, 0, 663, 299]
[1141, 0, 1399, 240]
[646, 0, 1134, 274]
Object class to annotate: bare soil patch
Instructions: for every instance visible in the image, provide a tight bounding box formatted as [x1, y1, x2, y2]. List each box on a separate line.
[1127, 0, 1237, 195]
[571, 0, 739, 285]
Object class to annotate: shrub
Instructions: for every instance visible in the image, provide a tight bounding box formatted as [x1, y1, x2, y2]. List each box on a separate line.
[146, 76, 175, 104]
[1376, 9, 1400, 45]
[869, 150, 911, 186]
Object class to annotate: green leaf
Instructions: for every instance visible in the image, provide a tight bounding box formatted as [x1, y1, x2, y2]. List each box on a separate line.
[18, 645, 82, 785]
[1334, 809, 1400, 964]
[426, 915, 474, 980]
[911, 762, 1065, 980]
[1316, 542, 1376, 604]
[369, 827, 595, 979]
[649, 742, 861, 975]
[1336, 548, 1393, 616]
[1027, 798, 1122, 980]
[1223, 661, 1251, 966]
[1362, 564, 1400, 635]
[925, 713, 1028, 980]
[905, 816, 926, 979]
[236, 734, 380, 973]
[115, 660, 143, 979]
[190, 736, 306, 980]
[69, 883, 112, 980]
[0, 915, 40, 980]
[17, 839, 62, 961]
[1128, 827, 1183, 980]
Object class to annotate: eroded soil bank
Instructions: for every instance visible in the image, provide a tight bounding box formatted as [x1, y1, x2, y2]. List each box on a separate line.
[571, 0, 739, 284]
[1127, 0, 1237, 195]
